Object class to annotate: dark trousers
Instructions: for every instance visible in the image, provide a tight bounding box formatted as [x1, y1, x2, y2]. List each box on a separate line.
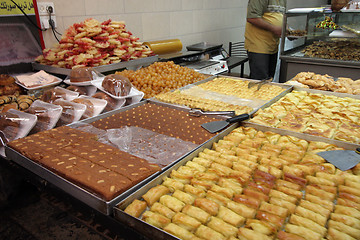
[248, 51, 278, 80]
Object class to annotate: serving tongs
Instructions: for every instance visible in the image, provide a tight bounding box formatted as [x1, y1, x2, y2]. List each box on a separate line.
[189, 108, 235, 117]
[247, 77, 273, 90]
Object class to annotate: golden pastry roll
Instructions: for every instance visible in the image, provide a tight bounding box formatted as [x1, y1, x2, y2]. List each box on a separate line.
[218, 178, 243, 195]
[316, 171, 344, 185]
[336, 198, 360, 211]
[305, 185, 336, 202]
[142, 210, 171, 229]
[192, 157, 212, 168]
[183, 184, 206, 198]
[256, 210, 284, 229]
[335, 205, 360, 220]
[328, 220, 360, 239]
[233, 194, 261, 209]
[344, 179, 360, 189]
[277, 230, 306, 240]
[294, 206, 327, 226]
[246, 219, 276, 236]
[170, 169, 193, 184]
[276, 186, 303, 200]
[330, 213, 360, 230]
[195, 225, 226, 240]
[269, 197, 296, 214]
[260, 157, 283, 169]
[150, 202, 176, 219]
[276, 179, 302, 191]
[210, 184, 234, 199]
[162, 177, 184, 192]
[172, 190, 195, 205]
[171, 212, 201, 232]
[142, 185, 170, 206]
[305, 194, 334, 212]
[206, 190, 231, 206]
[327, 227, 356, 240]
[194, 198, 219, 216]
[217, 205, 245, 227]
[257, 164, 282, 179]
[123, 199, 147, 218]
[259, 202, 288, 218]
[185, 161, 206, 173]
[159, 195, 185, 212]
[207, 216, 238, 238]
[283, 172, 306, 187]
[181, 204, 210, 224]
[190, 178, 214, 191]
[306, 175, 336, 187]
[163, 223, 195, 240]
[211, 156, 233, 168]
[199, 151, 218, 161]
[243, 188, 269, 202]
[220, 153, 239, 162]
[208, 162, 233, 177]
[285, 223, 322, 240]
[299, 200, 330, 218]
[194, 171, 220, 182]
[247, 182, 271, 195]
[339, 185, 360, 197]
[235, 158, 258, 170]
[238, 227, 273, 240]
[232, 162, 252, 175]
[289, 214, 326, 236]
[226, 200, 256, 219]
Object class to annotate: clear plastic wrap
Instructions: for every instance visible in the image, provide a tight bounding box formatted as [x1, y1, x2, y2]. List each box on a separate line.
[0, 109, 37, 142]
[53, 99, 86, 126]
[72, 124, 198, 167]
[26, 100, 63, 133]
[40, 86, 79, 103]
[72, 95, 107, 119]
[64, 67, 104, 86]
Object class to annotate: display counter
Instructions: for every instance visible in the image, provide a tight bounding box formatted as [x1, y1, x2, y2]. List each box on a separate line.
[279, 10, 360, 82]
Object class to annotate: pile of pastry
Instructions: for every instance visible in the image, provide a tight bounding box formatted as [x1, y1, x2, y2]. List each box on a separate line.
[123, 126, 360, 240]
[155, 77, 285, 115]
[288, 72, 360, 95]
[117, 61, 206, 98]
[35, 18, 153, 68]
[155, 91, 253, 116]
[250, 91, 360, 143]
[198, 78, 285, 101]
[302, 40, 360, 61]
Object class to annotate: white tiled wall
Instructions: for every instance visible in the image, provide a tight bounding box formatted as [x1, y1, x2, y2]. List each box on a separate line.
[38, 0, 328, 74]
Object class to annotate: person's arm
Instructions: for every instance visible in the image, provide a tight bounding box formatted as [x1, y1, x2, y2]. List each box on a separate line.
[247, 17, 282, 37]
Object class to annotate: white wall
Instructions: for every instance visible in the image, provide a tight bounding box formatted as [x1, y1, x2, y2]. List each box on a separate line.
[37, 0, 328, 75]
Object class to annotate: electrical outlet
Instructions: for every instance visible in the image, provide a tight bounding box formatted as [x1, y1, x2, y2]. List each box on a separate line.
[38, 2, 55, 15]
[38, 2, 56, 29]
[40, 15, 57, 29]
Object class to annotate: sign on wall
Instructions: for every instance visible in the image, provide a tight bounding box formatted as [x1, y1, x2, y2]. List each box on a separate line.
[0, 0, 35, 16]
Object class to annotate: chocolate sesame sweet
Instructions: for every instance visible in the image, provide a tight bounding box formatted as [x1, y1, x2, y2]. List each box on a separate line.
[91, 102, 218, 145]
[8, 126, 161, 201]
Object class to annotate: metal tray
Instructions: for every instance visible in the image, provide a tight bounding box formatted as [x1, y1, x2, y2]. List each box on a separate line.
[32, 55, 158, 76]
[151, 75, 293, 116]
[292, 85, 360, 100]
[4, 100, 230, 215]
[113, 122, 359, 240]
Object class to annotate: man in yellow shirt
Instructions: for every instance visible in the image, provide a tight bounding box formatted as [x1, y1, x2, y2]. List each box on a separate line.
[245, 0, 286, 80]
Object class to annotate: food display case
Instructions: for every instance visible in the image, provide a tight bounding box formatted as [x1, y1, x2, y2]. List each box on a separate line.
[279, 10, 360, 82]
